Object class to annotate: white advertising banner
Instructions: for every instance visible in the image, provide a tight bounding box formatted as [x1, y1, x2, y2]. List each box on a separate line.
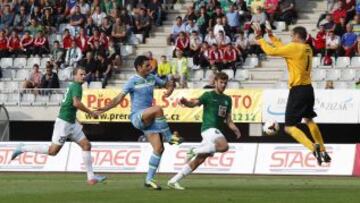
[0, 142, 69, 172]
[159, 143, 258, 174]
[262, 89, 359, 123]
[66, 142, 152, 172]
[254, 144, 356, 175]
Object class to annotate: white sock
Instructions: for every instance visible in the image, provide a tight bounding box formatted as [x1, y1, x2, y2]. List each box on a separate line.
[82, 151, 95, 180]
[170, 164, 193, 183]
[21, 145, 49, 154]
[193, 143, 216, 155]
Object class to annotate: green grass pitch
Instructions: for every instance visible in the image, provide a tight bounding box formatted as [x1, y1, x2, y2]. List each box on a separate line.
[1, 173, 360, 203]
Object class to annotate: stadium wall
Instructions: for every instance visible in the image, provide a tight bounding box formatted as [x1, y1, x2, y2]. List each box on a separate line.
[1, 142, 359, 176]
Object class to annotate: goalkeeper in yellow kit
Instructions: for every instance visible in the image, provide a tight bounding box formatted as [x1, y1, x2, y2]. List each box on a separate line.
[253, 24, 331, 166]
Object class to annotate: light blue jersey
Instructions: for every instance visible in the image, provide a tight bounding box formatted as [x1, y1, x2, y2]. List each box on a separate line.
[122, 74, 168, 135]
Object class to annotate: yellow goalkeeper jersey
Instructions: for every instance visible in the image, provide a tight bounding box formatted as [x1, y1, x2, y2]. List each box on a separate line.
[258, 36, 312, 88]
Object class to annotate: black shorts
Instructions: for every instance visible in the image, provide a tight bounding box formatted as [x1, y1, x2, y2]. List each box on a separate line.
[285, 84, 317, 126]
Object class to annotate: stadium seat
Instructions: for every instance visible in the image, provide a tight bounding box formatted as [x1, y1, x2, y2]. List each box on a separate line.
[314, 82, 326, 89]
[274, 21, 287, 32]
[335, 57, 350, 68]
[89, 81, 102, 89]
[40, 58, 51, 69]
[312, 56, 321, 68]
[59, 81, 69, 88]
[187, 81, 194, 88]
[341, 69, 356, 81]
[350, 57, 360, 68]
[6, 81, 19, 91]
[21, 94, 35, 105]
[49, 94, 64, 106]
[326, 69, 341, 80]
[34, 95, 50, 106]
[320, 56, 335, 68]
[192, 69, 204, 81]
[187, 58, 195, 69]
[280, 71, 288, 81]
[13, 58, 27, 69]
[135, 34, 143, 44]
[6, 93, 19, 105]
[0, 81, 5, 90]
[312, 69, 326, 81]
[204, 69, 215, 80]
[58, 67, 73, 81]
[0, 58, 13, 68]
[235, 69, 250, 80]
[0, 69, 14, 80]
[333, 81, 348, 89]
[227, 81, 241, 88]
[27, 57, 41, 68]
[242, 57, 259, 69]
[14, 69, 29, 81]
[0, 94, 7, 104]
[222, 69, 234, 79]
[275, 81, 288, 89]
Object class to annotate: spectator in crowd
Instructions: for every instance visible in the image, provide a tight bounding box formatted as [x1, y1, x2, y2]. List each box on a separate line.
[203, 72, 215, 89]
[216, 30, 231, 48]
[0, 30, 7, 58]
[326, 31, 340, 57]
[223, 43, 238, 73]
[33, 31, 49, 57]
[235, 0, 251, 24]
[62, 29, 74, 50]
[157, 55, 172, 80]
[168, 16, 184, 44]
[211, 7, 225, 28]
[193, 41, 210, 69]
[76, 0, 91, 15]
[147, 51, 158, 74]
[213, 17, 225, 37]
[332, 1, 347, 24]
[226, 5, 240, 34]
[13, 5, 29, 33]
[351, 14, 360, 35]
[248, 31, 263, 57]
[343, 0, 356, 23]
[88, 28, 101, 50]
[189, 31, 202, 57]
[320, 14, 336, 32]
[49, 40, 65, 71]
[325, 80, 335, 89]
[314, 25, 327, 56]
[251, 0, 265, 13]
[31, 6, 43, 23]
[184, 18, 200, 35]
[148, 0, 163, 26]
[171, 50, 189, 88]
[264, 0, 279, 27]
[235, 31, 250, 60]
[174, 31, 190, 57]
[42, 8, 56, 34]
[40, 64, 60, 89]
[20, 31, 34, 57]
[100, 17, 113, 36]
[251, 6, 267, 26]
[80, 51, 98, 85]
[341, 23, 357, 56]
[112, 17, 127, 43]
[26, 18, 43, 37]
[7, 30, 21, 57]
[0, 4, 14, 30]
[276, 0, 297, 25]
[85, 17, 97, 37]
[96, 53, 112, 88]
[183, 5, 197, 22]
[196, 6, 210, 39]
[209, 44, 224, 71]
[75, 27, 89, 53]
[221, 16, 232, 38]
[65, 41, 83, 67]
[69, 5, 86, 35]
[99, 31, 109, 49]
[335, 16, 347, 36]
[23, 64, 43, 89]
[135, 8, 152, 43]
[205, 29, 218, 45]
[92, 5, 107, 26]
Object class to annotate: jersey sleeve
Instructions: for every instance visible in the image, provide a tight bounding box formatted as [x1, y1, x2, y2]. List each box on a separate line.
[269, 36, 284, 47]
[71, 84, 82, 99]
[121, 79, 134, 95]
[227, 96, 233, 115]
[257, 38, 296, 59]
[154, 75, 166, 87]
[198, 92, 209, 105]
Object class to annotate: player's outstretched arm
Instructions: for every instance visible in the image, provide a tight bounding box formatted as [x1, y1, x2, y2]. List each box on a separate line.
[226, 114, 241, 139]
[95, 93, 125, 113]
[180, 97, 201, 108]
[73, 97, 97, 117]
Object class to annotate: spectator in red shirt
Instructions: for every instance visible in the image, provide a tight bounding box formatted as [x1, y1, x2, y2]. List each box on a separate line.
[20, 31, 34, 57]
[62, 29, 73, 50]
[99, 31, 109, 49]
[174, 31, 190, 57]
[33, 31, 49, 57]
[343, 0, 355, 23]
[314, 25, 327, 56]
[0, 30, 8, 58]
[264, 0, 279, 28]
[223, 43, 238, 72]
[209, 44, 224, 71]
[88, 28, 101, 50]
[75, 27, 88, 53]
[8, 30, 21, 57]
[332, 1, 347, 24]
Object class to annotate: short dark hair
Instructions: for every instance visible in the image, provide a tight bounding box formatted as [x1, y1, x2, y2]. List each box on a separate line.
[215, 72, 229, 81]
[134, 55, 149, 70]
[292, 26, 307, 41]
[73, 66, 85, 75]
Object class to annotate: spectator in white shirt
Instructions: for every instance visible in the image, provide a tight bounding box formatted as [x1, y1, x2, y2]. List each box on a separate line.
[65, 41, 83, 67]
[92, 5, 107, 26]
[235, 31, 250, 59]
[184, 18, 200, 35]
[168, 16, 185, 44]
[326, 31, 340, 57]
[205, 29, 218, 45]
[216, 30, 231, 47]
[189, 31, 202, 57]
[213, 17, 225, 37]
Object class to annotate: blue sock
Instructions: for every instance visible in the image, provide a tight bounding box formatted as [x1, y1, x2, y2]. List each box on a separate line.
[146, 153, 161, 182]
[155, 116, 172, 142]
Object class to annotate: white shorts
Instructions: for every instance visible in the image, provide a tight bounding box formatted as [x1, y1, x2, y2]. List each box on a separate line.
[200, 128, 225, 145]
[51, 118, 86, 145]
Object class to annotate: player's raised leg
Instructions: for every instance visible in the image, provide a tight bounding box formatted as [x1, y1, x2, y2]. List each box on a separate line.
[144, 133, 164, 190]
[11, 143, 61, 160]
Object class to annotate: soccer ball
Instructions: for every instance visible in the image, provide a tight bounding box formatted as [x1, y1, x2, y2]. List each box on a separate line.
[263, 120, 280, 136]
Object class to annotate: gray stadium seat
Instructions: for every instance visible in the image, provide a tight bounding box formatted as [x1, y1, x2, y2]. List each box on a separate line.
[335, 57, 350, 68]
[34, 95, 50, 106]
[193, 69, 204, 81]
[13, 58, 27, 69]
[227, 81, 240, 88]
[0, 82, 5, 91]
[312, 56, 321, 68]
[0, 69, 14, 80]
[320, 57, 335, 68]
[0, 58, 13, 68]
[350, 57, 360, 68]
[6, 93, 19, 105]
[341, 69, 356, 81]
[6, 81, 19, 91]
[21, 94, 35, 105]
[26, 57, 41, 68]
[58, 67, 73, 81]
[89, 81, 102, 89]
[333, 81, 348, 89]
[242, 57, 259, 69]
[14, 69, 30, 81]
[49, 94, 64, 106]
[275, 81, 288, 89]
[205, 69, 215, 80]
[0, 94, 7, 104]
[235, 69, 250, 80]
[40, 58, 51, 69]
[222, 69, 234, 80]
[273, 21, 286, 32]
[326, 69, 341, 80]
[187, 58, 195, 69]
[312, 69, 326, 81]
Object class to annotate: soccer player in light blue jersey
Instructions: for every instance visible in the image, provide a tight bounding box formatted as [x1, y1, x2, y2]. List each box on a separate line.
[96, 55, 183, 190]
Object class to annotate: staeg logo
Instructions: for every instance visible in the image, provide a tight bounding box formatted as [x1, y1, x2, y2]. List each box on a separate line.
[0, 147, 48, 169]
[81, 146, 141, 171]
[266, 97, 287, 116]
[269, 146, 332, 173]
[174, 146, 236, 172]
[314, 97, 353, 111]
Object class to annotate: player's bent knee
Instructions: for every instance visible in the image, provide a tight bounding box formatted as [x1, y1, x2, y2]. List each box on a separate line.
[154, 106, 164, 117]
[154, 145, 164, 155]
[218, 143, 229, 153]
